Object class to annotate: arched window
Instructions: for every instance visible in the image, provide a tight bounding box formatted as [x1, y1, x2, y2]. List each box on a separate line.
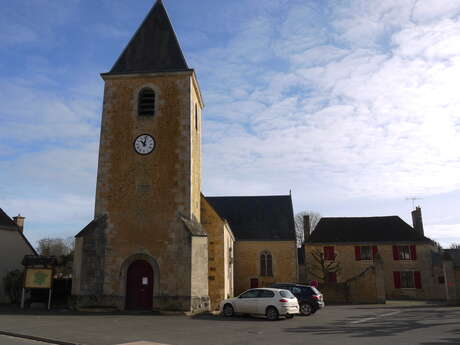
[260, 251, 273, 276]
[138, 88, 155, 116]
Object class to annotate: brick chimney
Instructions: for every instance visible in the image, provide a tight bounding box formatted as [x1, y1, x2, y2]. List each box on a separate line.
[13, 214, 25, 233]
[303, 215, 311, 243]
[411, 206, 424, 237]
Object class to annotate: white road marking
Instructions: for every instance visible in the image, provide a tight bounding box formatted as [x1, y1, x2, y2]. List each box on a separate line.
[350, 310, 401, 324]
[350, 317, 377, 324]
[380, 311, 401, 317]
[116, 342, 172, 345]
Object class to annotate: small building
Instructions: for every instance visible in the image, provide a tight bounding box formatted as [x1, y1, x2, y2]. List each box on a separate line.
[304, 207, 445, 301]
[201, 195, 235, 309]
[443, 249, 460, 305]
[0, 209, 37, 303]
[206, 195, 298, 295]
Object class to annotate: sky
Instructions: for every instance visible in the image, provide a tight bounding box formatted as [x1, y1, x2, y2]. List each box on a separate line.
[1, 0, 460, 248]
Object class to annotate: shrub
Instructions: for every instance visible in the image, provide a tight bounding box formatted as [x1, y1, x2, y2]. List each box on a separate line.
[3, 269, 23, 304]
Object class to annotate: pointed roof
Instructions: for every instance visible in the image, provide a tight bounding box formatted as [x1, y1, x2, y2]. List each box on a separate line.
[0, 208, 19, 231]
[109, 0, 190, 75]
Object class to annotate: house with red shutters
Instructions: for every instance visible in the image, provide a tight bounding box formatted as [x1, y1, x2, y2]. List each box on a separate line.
[302, 207, 446, 301]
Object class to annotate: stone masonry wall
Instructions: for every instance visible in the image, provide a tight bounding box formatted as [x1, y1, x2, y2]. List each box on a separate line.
[75, 71, 208, 311]
[234, 241, 297, 295]
[306, 243, 444, 301]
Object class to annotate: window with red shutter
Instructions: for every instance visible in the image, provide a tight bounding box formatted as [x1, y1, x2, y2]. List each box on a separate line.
[414, 271, 422, 289]
[355, 246, 361, 260]
[324, 246, 335, 261]
[393, 271, 401, 288]
[410, 245, 417, 260]
[327, 272, 337, 283]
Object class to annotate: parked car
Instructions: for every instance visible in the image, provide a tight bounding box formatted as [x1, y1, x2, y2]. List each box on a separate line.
[270, 283, 325, 316]
[219, 288, 299, 321]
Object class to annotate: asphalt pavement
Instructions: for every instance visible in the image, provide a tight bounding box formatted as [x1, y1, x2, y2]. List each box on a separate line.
[0, 301, 459, 345]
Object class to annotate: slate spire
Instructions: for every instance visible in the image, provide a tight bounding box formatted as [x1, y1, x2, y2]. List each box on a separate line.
[109, 0, 189, 74]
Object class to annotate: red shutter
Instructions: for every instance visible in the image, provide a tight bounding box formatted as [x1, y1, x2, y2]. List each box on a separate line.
[393, 246, 399, 260]
[372, 246, 378, 259]
[410, 245, 417, 260]
[393, 272, 401, 288]
[324, 246, 335, 261]
[328, 272, 337, 283]
[414, 271, 422, 289]
[355, 246, 361, 261]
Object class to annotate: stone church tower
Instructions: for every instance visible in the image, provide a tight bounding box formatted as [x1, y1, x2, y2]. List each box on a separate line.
[72, 0, 209, 312]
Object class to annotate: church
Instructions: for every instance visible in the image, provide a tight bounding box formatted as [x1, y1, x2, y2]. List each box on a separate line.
[72, 0, 298, 312]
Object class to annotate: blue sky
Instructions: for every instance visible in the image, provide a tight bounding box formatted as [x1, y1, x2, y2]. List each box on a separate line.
[1, 0, 460, 247]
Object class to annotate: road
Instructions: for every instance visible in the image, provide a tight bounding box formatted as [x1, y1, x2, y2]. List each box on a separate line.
[0, 335, 51, 345]
[0, 302, 459, 345]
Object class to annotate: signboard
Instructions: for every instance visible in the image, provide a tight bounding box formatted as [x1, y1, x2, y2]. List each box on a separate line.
[25, 268, 53, 289]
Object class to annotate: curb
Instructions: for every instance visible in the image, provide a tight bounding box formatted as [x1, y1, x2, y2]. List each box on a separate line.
[0, 330, 81, 345]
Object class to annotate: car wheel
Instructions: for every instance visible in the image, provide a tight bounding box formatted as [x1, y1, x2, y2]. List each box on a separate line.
[286, 314, 294, 319]
[223, 304, 234, 317]
[300, 303, 313, 316]
[266, 306, 279, 321]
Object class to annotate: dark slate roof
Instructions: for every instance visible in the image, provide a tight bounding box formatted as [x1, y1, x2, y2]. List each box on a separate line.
[22, 255, 57, 267]
[308, 216, 430, 243]
[0, 208, 18, 230]
[109, 0, 190, 75]
[205, 195, 296, 241]
[445, 249, 460, 267]
[75, 215, 107, 238]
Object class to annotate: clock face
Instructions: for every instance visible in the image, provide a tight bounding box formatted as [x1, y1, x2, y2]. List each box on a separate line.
[134, 134, 155, 155]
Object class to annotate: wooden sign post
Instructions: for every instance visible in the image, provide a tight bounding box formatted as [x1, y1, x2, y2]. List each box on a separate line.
[21, 256, 57, 310]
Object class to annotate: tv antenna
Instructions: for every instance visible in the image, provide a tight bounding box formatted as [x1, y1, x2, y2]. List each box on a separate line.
[406, 197, 423, 209]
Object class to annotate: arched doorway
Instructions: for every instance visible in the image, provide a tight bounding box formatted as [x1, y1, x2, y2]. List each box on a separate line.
[126, 260, 153, 310]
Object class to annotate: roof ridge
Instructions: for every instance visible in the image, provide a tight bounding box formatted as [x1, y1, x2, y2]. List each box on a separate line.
[206, 194, 291, 198]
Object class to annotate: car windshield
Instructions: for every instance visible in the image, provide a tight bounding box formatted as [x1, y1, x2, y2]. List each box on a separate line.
[310, 287, 321, 295]
[279, 290, 295, 298]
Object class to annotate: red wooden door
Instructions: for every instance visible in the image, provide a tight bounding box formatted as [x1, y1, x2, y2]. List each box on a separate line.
[126, 260, 153, 310]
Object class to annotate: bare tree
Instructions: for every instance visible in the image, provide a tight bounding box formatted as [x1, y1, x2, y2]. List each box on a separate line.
[307, 249, 341, 282]
[36, 237, 75, 277]
[450, 243, 460, 249]
[37, 238, 73, 257]
[294, 211, 321, 245]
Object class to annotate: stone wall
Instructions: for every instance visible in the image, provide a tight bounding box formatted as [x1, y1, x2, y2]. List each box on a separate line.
[319, 265, 385, 304]
[305, 242, 444, 301]
[201, 196, 235, 310]
[73, 71, 209, 312]
[234, 241, 297, 295]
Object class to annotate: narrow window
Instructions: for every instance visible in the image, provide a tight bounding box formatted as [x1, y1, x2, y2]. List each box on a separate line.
[400, 271, 414, 288]
[260, 251, 273, 276]
[138, 88, 155, 116]
[393, 245, 411, 260]
[195, 103, 198, 131]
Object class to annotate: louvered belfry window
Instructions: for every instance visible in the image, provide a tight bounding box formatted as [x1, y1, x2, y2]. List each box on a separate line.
[138, 88, 155, 116]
